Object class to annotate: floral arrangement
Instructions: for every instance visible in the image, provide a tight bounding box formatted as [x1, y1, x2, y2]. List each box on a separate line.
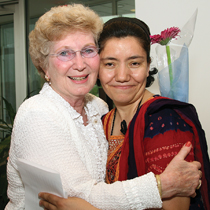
[150, 27, 181, 95]
[149, 9, 197, 103]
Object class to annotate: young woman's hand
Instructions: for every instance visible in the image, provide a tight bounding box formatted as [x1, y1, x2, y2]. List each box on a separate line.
[39, 193, 100, 210]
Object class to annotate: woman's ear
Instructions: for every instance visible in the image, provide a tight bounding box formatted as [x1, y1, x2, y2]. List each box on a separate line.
[43, 67, 50, 79]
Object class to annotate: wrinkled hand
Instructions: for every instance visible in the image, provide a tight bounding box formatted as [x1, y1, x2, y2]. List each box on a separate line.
[39, 193, 99, 210]
[160, 142, 201, 199]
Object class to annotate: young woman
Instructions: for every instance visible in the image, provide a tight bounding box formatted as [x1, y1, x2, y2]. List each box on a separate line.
[98, 17, 209, 210]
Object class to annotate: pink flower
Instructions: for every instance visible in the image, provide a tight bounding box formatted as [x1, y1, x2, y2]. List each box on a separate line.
[150, 27, 181, 45]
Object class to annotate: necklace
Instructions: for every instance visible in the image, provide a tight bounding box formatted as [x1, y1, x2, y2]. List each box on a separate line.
[111, 97, 143, 136]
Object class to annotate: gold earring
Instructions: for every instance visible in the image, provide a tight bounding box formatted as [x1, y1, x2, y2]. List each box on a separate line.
[45, 75, 50, 82]
[45, 75, 51, 85]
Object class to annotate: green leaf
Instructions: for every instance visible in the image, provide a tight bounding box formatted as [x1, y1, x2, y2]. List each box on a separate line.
[0, 97, 17, 209]
[0, 124, 12, 130]
[0, 135, 11, 143]
[0, 171, 9, 208]
[24, 89, 40, 101]
[2, 97, 16, 126]
[0, 135, 11, 159]
[0, 119, 10, 126]
[0, 135, 11, 145]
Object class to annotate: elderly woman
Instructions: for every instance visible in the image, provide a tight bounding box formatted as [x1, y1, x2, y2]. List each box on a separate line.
[6, 5, 202, 210]
[39, 17, 209, 210]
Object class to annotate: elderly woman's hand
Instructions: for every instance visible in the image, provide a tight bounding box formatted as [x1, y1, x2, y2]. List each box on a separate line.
[160, 142, 201, 199]
[39, 193, 100, 210]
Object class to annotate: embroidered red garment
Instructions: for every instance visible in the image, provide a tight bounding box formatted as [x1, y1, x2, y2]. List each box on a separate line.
[102, 96, 210, 210]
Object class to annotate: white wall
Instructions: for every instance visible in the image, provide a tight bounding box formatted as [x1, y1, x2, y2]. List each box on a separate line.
[135, 0, 210, 155]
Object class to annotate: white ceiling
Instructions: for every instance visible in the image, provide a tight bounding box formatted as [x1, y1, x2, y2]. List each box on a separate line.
[0, 0, 135, 24]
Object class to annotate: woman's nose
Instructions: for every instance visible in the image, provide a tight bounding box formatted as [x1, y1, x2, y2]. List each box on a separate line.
[115, 65, 130, 82]
[72, 52, 86, 71]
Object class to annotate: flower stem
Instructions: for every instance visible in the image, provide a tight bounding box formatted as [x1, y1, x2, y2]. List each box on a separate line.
[166, 45, 173, 90]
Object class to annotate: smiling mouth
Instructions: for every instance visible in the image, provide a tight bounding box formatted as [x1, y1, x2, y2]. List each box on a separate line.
[114, 85, 133, 89]
[69, 75, 88, 81]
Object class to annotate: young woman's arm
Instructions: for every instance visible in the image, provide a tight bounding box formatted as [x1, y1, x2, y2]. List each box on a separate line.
[39, 195, 99, 210]
[162, 197, 190, 210]
[38, 143, 201, 210]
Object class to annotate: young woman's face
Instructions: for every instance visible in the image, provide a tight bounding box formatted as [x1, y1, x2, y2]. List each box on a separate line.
[99, 36, 150, 106]
[45, 31, 99, 103]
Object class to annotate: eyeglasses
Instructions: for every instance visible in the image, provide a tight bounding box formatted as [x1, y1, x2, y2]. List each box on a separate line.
[49, 46, 99, 62]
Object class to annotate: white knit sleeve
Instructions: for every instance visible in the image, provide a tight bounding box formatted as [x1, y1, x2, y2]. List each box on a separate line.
[5, 97, 162, 210]
[87, 172, 162, 209]
[5, 155, 25, 210]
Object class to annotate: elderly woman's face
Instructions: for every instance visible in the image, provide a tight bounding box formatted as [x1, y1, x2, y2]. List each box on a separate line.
[45, 31, 99, 102]
[99, 36, 149, 106]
